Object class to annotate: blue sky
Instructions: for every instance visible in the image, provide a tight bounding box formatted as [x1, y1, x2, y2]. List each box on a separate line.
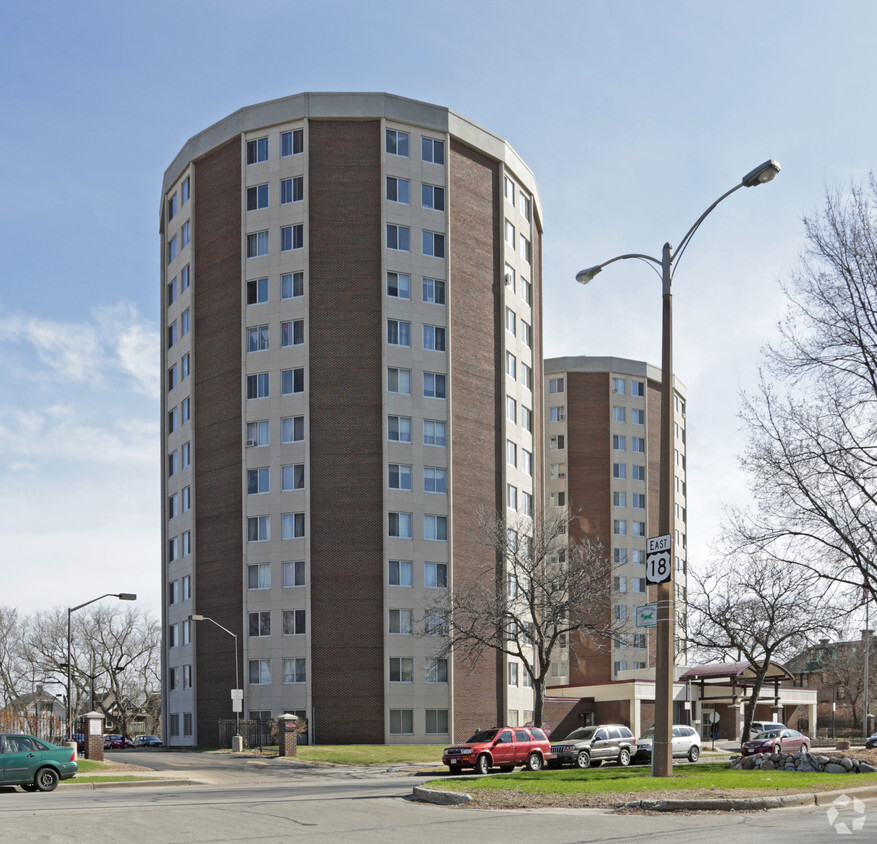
[2, 0, 875, 618]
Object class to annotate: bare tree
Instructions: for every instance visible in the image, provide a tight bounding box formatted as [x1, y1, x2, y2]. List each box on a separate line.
[688, 552, 842, 741]
[423, 509, 617, 728]
[733, 175, 877, 602]
[819, 636, 877, 733]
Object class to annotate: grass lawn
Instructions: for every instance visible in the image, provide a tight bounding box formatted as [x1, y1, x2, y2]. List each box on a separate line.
[432, 762, 877, 796]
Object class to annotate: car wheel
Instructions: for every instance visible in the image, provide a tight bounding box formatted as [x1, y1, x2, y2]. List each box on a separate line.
[618, 748, 631, 767]
[526, 753, 543, 772]
[575, 750, 591, 769]
[772, 745, 782, 755]
[475, 754, 491, 775]
[688, 745, 700, 763]
[499, 765, 515, 772]
[800, 744, 809, 754]
[35, 767, 59, 793]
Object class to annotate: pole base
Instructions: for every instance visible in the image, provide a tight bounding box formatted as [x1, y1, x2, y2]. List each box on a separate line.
[231, 735, 244, 753]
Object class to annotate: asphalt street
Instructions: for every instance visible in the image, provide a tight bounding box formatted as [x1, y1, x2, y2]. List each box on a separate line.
[0, 751, 874, 842]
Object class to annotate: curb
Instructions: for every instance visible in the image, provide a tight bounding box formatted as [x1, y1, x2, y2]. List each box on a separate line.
[64, 779, 194, 790]
[413, 785, 471, 805]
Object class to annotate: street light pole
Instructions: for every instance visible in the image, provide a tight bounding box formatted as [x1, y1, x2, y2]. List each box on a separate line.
[65, 592, 137, 738]
[575, 159, 780, 777]
[190, 614, 241, 738]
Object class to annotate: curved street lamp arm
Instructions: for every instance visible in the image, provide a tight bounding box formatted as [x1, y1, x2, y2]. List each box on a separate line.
[672, 182, 745, 278]
[596, 252, 663, 272]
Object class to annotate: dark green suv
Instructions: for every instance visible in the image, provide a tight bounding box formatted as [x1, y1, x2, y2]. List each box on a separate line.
[548, 724, 635, 769]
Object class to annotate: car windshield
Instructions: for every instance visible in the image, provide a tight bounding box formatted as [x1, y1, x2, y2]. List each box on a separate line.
[639, 729, 655, 740]
[466, 729, 499, 743]
[561, 727, 596, 741]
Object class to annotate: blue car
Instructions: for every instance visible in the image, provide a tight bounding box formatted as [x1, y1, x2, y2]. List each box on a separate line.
[1, 734, 78, 791]
[866, 733, 877, 750]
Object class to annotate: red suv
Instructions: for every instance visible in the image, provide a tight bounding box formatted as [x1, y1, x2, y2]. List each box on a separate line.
[442, 727, 552, 774]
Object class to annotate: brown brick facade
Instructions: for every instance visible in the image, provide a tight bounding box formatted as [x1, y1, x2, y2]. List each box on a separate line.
[448, 139, 504, 740]
[192, 139, 244, 747]
[566, 372, 612, 686]
[308, 119, 385, 743]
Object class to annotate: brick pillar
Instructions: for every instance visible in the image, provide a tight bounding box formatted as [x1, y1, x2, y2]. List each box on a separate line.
[277, 714, 299, 757]
[84, 711, 105, 761]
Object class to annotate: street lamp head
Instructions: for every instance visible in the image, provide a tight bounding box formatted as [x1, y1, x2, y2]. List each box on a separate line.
[575, 265, 603, 285]
[741, 159, 781, 188]
[117, 593, 137, 601]
[190, 614, 205, 621]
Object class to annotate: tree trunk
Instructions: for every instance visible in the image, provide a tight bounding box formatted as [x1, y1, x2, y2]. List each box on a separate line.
[534, 677, 546, 729]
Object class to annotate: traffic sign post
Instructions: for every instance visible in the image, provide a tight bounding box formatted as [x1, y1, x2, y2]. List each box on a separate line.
[646, 533, 673, 585]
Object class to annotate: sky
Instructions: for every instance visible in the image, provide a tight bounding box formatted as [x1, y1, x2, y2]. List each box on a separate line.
[2, 0, 876, 621]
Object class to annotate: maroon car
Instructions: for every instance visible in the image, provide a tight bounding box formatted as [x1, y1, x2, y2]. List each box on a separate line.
[442, 727, 552, 774]
[741, 728, 810, 756]
[103, 734, 134, 749]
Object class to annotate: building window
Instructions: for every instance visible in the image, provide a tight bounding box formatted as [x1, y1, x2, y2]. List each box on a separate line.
[283, 658, 306, 684]
[506, 396, 516, 423]
[281, 368, 304, 395]
[632, 549, 645, 565]
[522, 449, 533, 475]
[247, 467, 269, 495]
[425, 709, 449, 734]
[180, 309, 190, 337]
[425, 562, 447, 588]
[632, 579, 646, 594]
[282, 609, 306, 636]
[247, 277, 269, 304]
[280, 224, 304, 251]
[389, 608, 413, 635]
[632, 408, 645, 425]
[613, 492, 627, 507]
[167, 322, 177, 349]
[387, 224, 410, 251]
[522, 491, 533, 516]
[521, 362, 532, 389]
[167, 362, 178, 393]
[387, 319, 411, 347]
[388, 463, 412, 491]
[505, 307, 516, 335]
[168, 193, 177, 220]
[521, 407, 533, 432]
[169, 580, 179, 605]
[389, 512, 413, 539]
[422, 277, 445, 304]
[519, 234, 531, 263]
[388, 415, 412, 443]
[387, 367, 411, 395]
[281, 320, 304, 347]
[521, 277, 532, 306]
[509, 663, 519, 686]
[247, 563, 270, 590]
[168, 623, 179, 647]
[613, 462, 626, 479]
[167, 235, 177, 264]
[422, 231, 445, 258]
[247, 325, 269, 352]
[181, 264, 190, 292]
[247, 516, 270, 542]
[423, 325, 446, 352]
[505, 219, 515, 247]
[506, 352, 517, 380]
[504, 175, 515, 203]
[613, 406, 626, 423]
[247, 137, 269, 164]
[168, 451, 178, 477]
[632, 521, 646, 537]
[521, 321, 532, 347]
[508, 484, 518, 511]
[614, 548, 628, 565]
[424, 515, 448, 541]
[421, 137, 444, 164]
[632, 493, 646, 509]
[281, 416, 304, 443]
[282, 464, 305, 491]
[248, 659, 271, 684]
[248, 611, 271, 637]
[632, 380, 645, 397]
[549, 491, 565, 507]
[169, 714, 179, 737]
[548, 377, 564, 394]
[519, 193, 531, 220]
[614, 520, 627, 536]
[549, 435, 565, 451]
[389, 560, 413, 587]
[613, 435, 626, 451]
[507, 439, 517, 466]
[614, 661, 628, 675]
[549, 406, 565, 422]
[614, 605, 628, 621]
[423, 372, 446, 399]
[422, 184, 445, 211]
[168, 666, 178, 690]
[424, 467, 447, 494]
[182, 531, 191, 556]
[247, 419, 270, 446]
[168, 278, 177, 306]
[282, 512, 305, 539]
[280, 176, 303, 204]
[281, 129, 303, 157]
[387, 272, 410, 299]
[425, 657, 448, 682]
[282, 560, 306, 587]
[247, 231, 269, 257]
[632, 437, 645, 453]
[281, 272, 303, 299]
[386, 129, 409, 157]
[181, 486, 191, 512]
[389, 658, 413, 683]
[386, 176, 410, 204]
[389, 709, 414, 734]
[247, 184, 269, 211]
[181, 354, 190, 380]
[612, 377, 626, 394]
[424, 420, 447, 446]
[181, 442, 190, 467]
[614, 576, 628, 593]
[182, 666, 192, 689]
[247, 373, 270, 399]
[181, 177, 190, 204]
[168, 407, 178, 433]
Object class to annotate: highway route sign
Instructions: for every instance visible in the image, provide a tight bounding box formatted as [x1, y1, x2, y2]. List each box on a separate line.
[645, 533, 673, 584]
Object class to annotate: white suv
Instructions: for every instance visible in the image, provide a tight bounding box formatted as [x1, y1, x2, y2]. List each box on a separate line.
[748, 721, 785, 739]
[635, 724, 702, 762]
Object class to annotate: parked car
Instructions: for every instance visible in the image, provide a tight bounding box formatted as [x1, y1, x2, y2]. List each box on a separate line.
[442, 727, 552, 774]
[133, 735, 164, 747]
[103, 734, 134, 749]
[741, 728, 810, 756]
[0, 733, 78, 791]
[548, 724, 636, 769]
[635, 725, 702, 762]
[65, 733, 85, 753]
[866, 732, 877, 750]
[747, 721, 785, 739]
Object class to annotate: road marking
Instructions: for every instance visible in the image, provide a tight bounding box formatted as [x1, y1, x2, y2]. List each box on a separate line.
[246, 760, 268, 766]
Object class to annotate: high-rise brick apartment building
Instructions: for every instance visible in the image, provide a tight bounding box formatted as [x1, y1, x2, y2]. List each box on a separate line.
[160, 93, 543, 746]
[542, 356, 688, 734]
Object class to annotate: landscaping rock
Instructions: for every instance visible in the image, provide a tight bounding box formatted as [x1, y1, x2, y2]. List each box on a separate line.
[825, 763, 847, 774]
[730, 750, 877, 775]
[839, 757, 854, 771]
[761, 759, 776, 770]
[860, 763, 877, 773]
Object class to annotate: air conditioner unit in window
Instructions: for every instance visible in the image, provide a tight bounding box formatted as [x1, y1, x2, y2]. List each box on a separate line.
[504, 273, 513, 286]
[558, 471, 566, 478]
[246, 439, 258, 447]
